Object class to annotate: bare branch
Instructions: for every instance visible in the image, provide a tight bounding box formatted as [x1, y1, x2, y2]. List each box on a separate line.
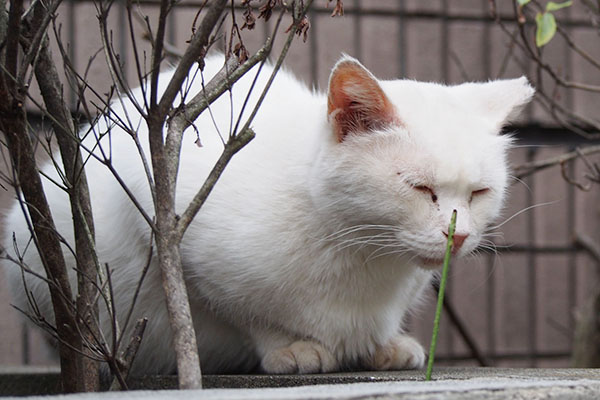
[0, 0, 8, 66]
[126, 0, 150, 110]
[512, 144, 600, 180]
[4, 0, 23, 87]
[560, 161, 592, 191]
[97, 0, 146, 118]
[17, 0, 63, 85]
[149, 0, 172, 108]
[109, 318, 148, 391]
[143, 0, 230, 390]
[117, 228, 154, 351]
[576, 233, 600, 266]
[491, 0, 600, 138]
[176, 0, 314, 239]
[28, 6, 101, 388]
[165, 40, 273, 199]
[156, 0, 228, 118]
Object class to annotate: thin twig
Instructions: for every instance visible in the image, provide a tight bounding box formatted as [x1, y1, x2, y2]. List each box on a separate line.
[560, 161, 592, 191]
[164, 38, 274, 199]
[109, 318, 148, 391]
[575, 233, 600, 266]
[156, 0, 228, 118]
[116, 227, 154, 352]
[175, 0, 315, 239]
[512, 144, 600, 180]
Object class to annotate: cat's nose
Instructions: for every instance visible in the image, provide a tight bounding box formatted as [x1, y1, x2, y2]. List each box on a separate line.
[443, 231, 469, 254]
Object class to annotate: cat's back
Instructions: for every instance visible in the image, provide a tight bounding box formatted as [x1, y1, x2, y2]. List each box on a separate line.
[174, 57, 326, 213]
[2, 55, 326, 268]
[180, 57, 325, 170]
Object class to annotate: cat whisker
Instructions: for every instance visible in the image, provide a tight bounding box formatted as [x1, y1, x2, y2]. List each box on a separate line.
[476, 241, 499, 257]
[330, 229, 395, 244]
[481, 242, 516, 251]
[323, 224, 389, 240]
[323, 228, 409, 260]
[510, 143, 551, 149]
[495, 244, 515, 250]
[479, 244, 498, 253]
[318, 224, 397, 243]
[481, 231, 504, 239]
[509, 174, 532, 191]
[460, 250, 502, 294]
[469, 248, 483, 259]
[406, 253, 422, 266]
[478, 238, 497, 246]
[364, 245, 411, 264]
[331, 232, 399, 254]
[482, 229, 504, 236]
[488, 200, 558, 231]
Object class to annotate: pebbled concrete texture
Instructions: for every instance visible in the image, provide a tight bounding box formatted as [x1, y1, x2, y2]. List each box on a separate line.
[2, 367, 600, 399]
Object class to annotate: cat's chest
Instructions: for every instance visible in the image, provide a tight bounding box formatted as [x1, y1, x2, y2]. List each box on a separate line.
[323, 257, 428, 306]
[294, 257, 432, 357]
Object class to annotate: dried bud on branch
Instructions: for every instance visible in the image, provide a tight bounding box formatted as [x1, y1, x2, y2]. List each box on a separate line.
[242, 7, 256, 30]
[329, 0, 344, 17]
[285, 15, 310, 42]
[259, 0, 283, 22]
[234, 41, 249, 63]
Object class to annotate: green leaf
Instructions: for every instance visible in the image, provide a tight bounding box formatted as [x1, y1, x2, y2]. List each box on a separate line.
[535, 12, 557, 47]
[546, 0, 572, 11]
[517, 0, 531, 6]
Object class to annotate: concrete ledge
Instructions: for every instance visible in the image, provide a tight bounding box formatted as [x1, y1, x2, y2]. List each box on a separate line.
[1, 367, 600, 398]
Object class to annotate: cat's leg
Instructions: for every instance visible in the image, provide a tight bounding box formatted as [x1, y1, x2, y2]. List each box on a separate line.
[366, 334, 426, 370]
[253, 330, 338, 374]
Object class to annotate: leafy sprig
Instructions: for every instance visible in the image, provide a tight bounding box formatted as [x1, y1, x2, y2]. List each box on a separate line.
[518, 0, 573, 47]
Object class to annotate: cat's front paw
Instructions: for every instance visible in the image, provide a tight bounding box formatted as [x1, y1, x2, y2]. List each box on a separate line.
[261, 340, 338, 374]
[367, 335, 426, 370]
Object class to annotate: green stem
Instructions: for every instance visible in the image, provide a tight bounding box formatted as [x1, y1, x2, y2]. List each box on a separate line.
[425, 209, 457, 381]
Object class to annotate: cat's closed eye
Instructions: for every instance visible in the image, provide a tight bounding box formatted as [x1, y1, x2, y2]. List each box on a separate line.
[413, 184, 438, 203]
[469, 188, 490, 203]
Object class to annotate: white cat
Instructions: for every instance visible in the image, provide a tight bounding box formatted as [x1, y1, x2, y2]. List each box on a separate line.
[2, 55, 534, 375]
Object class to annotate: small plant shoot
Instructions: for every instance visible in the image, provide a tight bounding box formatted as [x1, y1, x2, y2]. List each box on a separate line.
[425, 209, 457, 381]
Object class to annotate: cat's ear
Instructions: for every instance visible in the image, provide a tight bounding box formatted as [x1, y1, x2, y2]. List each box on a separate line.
[455, 77, 535, 129]
[327, 56, 400, 142]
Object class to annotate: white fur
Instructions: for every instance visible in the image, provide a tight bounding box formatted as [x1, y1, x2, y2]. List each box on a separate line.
[1, 55, 533, 375]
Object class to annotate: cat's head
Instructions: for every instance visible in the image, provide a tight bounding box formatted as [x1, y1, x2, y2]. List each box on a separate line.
[312, 56, 534, 269]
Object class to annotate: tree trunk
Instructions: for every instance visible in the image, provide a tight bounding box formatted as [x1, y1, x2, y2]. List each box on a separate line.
[156, 233, 201, 389]
[0, 100, 84, 393]
[0, 0, 85, 392]
[148, 114, 202, 389]
[33, 36, 100, 391]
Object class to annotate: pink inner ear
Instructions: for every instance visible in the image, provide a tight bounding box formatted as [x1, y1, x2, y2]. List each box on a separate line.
[327, 61, 400, 142]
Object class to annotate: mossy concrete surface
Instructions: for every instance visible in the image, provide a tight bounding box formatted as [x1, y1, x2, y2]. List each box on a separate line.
[1, 367, 600, 399]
